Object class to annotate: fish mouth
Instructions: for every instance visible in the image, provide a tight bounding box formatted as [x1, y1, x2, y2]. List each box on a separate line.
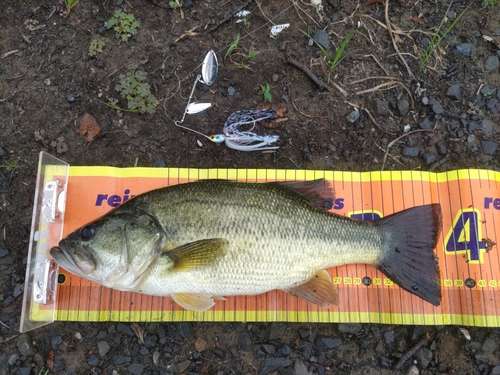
[50, 244, 86, 278]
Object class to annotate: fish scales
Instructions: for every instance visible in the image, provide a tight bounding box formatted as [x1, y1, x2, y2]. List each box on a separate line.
[51, 179, 442, 310]
[126, 181, 383, 295]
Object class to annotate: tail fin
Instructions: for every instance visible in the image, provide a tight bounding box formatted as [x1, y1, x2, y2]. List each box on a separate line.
[375, 204, 442, 306]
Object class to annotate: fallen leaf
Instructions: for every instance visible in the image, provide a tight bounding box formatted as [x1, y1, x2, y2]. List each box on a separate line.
[195, 337, 208, 352]
[130, 323, 145, 345]
[412, 15, 425, 25]
[46, 349, 55, 372]
[77, 112, 101, 142]
[256, 102, 288, 129]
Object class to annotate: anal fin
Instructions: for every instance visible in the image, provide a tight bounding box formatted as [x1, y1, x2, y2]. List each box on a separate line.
[171, 293, 215, 311]
[283, 270, 339, 308]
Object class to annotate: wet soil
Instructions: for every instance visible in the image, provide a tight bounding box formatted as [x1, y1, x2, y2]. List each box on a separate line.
[1, 0, 500, 374]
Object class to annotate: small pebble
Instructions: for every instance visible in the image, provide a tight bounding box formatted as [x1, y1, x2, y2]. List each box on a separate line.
[128, 363, 144, 375]
[481, 140, 497, 155]
[453, 43, 473, 57]
[397, 99, 409, 116]
[313, 29, 329, 49]
[346, 110, 360, 123]
[98, 340, 110, 357]
[446, 84, 461, 100]
[74, 332, 82, 340]
[422, 96, 429, 105]
[428, 97, 444, 115]
[402, 146, 420, 157]
[88, 354, 99, 366]
[484, 55, 499, 71]
[419, 117, 432, 130]
[376, 100, 389, 115]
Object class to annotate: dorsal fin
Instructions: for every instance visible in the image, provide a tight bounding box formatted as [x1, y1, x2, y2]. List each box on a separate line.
[270, 179, 335, 211]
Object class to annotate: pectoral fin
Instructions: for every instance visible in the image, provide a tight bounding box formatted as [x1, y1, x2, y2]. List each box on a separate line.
[162, 238, 229, 271]
[284, 270, 339, 308]
[172, 293, 215, 311]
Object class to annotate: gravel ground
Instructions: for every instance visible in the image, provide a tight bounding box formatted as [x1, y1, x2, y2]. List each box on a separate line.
[1, 0, 500, 374]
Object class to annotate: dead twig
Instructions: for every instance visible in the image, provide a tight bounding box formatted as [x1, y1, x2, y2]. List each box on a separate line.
[291, 100, 329, 119]
[0, 50, 18, 59]
[363, 108, 397, 135]
[345, 76, 401, 85]
[393, 333, 430, 372]
[381, 129, 432, 171]
[355, 81, 401, 95]
[287, 57, 330, 91]
[427, 156, 448, 172]
[385, 0, 415, 80]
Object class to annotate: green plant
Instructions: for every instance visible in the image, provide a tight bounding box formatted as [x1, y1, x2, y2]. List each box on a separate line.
[115, 70, 158, 114]
[483, 0, 499, 5]
[302, 30, 355, 71]
[105, 10, 140, 42]
[243, 18, 250, 27]
[168, 0, 179, 8]
[225, 34, 240, 57]
[88, 38, 105, 57]
[260, 82, 272, 102]
[420, 2, 472, 68]
[63, 0, 79, 15]
[0, 160, 18, 169]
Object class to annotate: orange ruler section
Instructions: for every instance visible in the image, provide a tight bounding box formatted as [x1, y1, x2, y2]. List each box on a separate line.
[49, 167, 500, 326]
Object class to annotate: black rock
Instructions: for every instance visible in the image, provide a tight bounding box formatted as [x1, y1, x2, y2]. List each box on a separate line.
[415, 347, 433, 368]
[313, 29, 329, 49]
[453, 43, 473, 56]
[379, 356, 393, 368]
[144, 335, 157, 349]
[421, 37, 430, 47]
[467, 121, 481, 132]
[182, 0, 193, 8]
[0, 246, 9, 258]
[96, 331, 107, 341]
[481, 86, 495, 96]
[269, 323, 286, 341]
[238, 333, 252, 350]
[484, 55, 499, 71]
[300, 341, 313, 360]
[17, 334, 36, 357]
[18, 368, 31, 375]
[402, 146, 420, 157]
[375, 341, 385, 355]
[338, 323, 362, 334]
[428, 97, 444, 115]
[487, 98, 498, 109]
[491, 365, 500, 375]
[384, 331, 394, 344]
[117, 323, 134, 336]
[260, 357, 291, 375]
[98, 341, 110, 357]
[419, 117, 433, 130]
[51, 336, 63, 350]
[264, 344, 280, 356]
[436, 141, 448, 155]
[397, 99, 409, 116]
[0, 147, 5, 158]
[153, 159, 166, 168]
[446, 84, 461, 100]
[177, 323, 191, 337]
[278, 344, 292, 356]
[128, 363, 144, 375]
[482, 338, 498, 354]
[481, 140, 497, 155]
[88, 354, 99, 366]
[53, 360, 65, 372]
[315, 337, 342, 351]
[376, 100, 389, 115]
[422, 152, 436, 165]
[115, 355, 132, 365]
[359, 339, 370, 349]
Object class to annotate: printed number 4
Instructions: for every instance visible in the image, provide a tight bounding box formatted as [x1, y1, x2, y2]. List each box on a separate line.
[445, 209, 487, 264]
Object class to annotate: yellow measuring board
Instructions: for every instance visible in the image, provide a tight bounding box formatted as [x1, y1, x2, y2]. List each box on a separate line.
[45, 167, 500, 327]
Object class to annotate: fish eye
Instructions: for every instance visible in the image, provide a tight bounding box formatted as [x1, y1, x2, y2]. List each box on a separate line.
[80, 225, 96, 242]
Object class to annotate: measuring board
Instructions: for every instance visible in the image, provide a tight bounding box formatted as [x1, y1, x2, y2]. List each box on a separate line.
[21, 153, 500, 331]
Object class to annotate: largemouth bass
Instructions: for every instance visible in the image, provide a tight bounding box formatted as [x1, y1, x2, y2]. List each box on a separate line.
[50, 179, 442, 311]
